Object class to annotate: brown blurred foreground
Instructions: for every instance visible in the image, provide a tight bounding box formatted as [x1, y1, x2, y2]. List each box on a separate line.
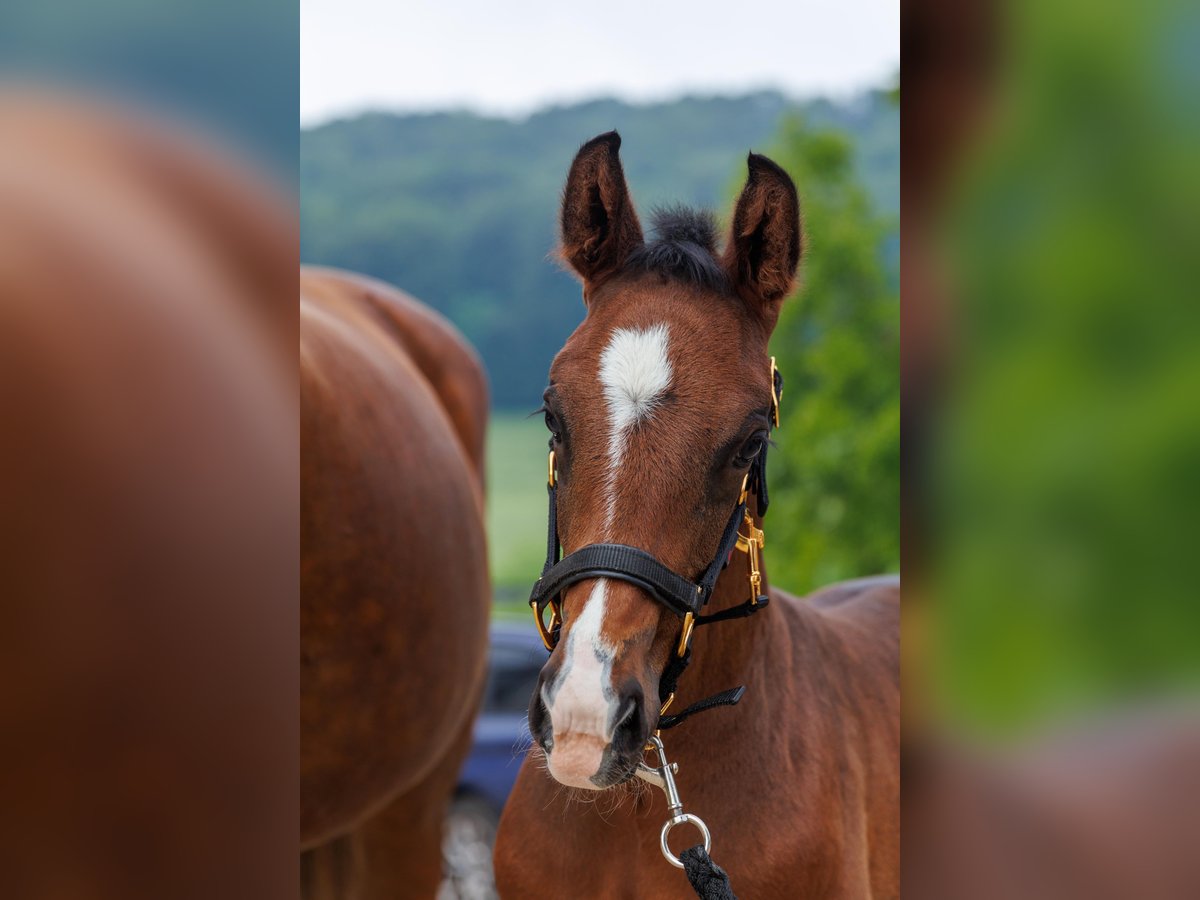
[0, 92, 298, 899]
[906, 712, 1200, 899]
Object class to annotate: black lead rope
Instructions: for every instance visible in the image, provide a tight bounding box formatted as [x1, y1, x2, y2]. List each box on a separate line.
[681, 846, 738, 900]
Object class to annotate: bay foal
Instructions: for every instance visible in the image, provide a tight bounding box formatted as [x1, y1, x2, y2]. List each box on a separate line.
[494, 134, 899, 898]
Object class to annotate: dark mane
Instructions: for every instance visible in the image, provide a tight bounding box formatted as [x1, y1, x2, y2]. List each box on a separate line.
[624, 205, 729, 291]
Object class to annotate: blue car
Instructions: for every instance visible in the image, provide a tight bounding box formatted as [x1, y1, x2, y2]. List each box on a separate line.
[440, 622, 546, 898]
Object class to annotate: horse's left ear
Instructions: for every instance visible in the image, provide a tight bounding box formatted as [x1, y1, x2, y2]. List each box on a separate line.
[723, 153, 802, 323]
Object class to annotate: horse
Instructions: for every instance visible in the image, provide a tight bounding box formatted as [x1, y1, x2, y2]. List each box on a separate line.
[493, 133, 899, 899]
[300, 266, 491, 898]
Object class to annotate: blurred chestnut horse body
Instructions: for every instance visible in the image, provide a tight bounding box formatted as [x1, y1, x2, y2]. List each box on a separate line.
[0, 93, 300, 899]
[300, 267, 490, 897]
[493, 135, 899, 898]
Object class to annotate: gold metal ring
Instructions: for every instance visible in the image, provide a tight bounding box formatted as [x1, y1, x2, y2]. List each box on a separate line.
[547, 449, 557, 488]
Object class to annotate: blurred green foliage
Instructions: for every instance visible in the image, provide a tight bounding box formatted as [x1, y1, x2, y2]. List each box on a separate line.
[486, 412, 550, 594]
[934, 0, 1200, 735]
[764, 118, 901, 593]
[301, 92, 898, 408]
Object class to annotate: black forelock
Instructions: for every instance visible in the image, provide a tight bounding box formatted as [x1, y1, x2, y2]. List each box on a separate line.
[624, 205, 729, 291]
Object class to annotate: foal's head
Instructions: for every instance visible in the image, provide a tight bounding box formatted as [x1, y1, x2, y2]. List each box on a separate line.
[529, 133, 802, 789]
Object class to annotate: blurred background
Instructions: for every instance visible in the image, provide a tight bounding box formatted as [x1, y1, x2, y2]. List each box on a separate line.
[0, 0, 297, 176]
[905, 0, 1199, 896]
[300, 0, 901, 608]
[908, 0, 1200, 737]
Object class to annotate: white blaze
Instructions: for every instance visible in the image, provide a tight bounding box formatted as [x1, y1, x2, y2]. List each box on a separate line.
[542, 580, 612, 737]
[545, 324, 673, 787]
[598, 323, 674, 530]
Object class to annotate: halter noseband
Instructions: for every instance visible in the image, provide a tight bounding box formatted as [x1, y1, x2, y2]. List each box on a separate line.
[528, 358, 784, 728]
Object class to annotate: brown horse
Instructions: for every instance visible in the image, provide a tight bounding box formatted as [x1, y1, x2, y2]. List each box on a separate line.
[300, 266, 490, 898]
[493, 134, 899, 898]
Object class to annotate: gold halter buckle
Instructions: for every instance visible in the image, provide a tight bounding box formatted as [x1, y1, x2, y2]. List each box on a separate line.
[530, 597, 562, 652]
[735, 513, 766, 605]
[532, 449, 562, 651]
[770, 355, 782, 429]
[676, 611, 695, 659]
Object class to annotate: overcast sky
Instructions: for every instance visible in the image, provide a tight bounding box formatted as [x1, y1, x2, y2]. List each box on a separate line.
[301, 0, 898, 125]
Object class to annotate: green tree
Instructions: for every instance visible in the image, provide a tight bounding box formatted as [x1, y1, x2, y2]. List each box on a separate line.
[763, 117, 900, 592]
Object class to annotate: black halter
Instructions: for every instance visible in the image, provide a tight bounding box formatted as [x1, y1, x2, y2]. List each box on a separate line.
[529, 360, 783, 729]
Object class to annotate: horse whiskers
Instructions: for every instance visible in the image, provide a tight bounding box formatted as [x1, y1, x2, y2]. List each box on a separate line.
[521, 746, 572, 817]
[519, 734, 652, 822]
[510, 719, 536, 765]
[548, 769, 650, 824]
[524, 743, 549, 770]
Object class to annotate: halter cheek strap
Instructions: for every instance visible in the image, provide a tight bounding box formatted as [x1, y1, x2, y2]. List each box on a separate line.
[528, 359, 784, 728]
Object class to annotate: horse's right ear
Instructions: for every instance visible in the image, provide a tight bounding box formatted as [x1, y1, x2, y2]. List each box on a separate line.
[559, 131, 643, 289]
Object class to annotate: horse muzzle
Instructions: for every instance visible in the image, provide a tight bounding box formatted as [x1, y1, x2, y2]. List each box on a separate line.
[529, 671, 652, 790]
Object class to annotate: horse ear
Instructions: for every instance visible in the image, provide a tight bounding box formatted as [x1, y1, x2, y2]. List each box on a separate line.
[723, 153, 802, 322]
[560, 131, 643, 288]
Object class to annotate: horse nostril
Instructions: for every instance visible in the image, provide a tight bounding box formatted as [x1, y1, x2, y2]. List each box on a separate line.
[528, 687, 553, 753]
[610, 688, 646, 755]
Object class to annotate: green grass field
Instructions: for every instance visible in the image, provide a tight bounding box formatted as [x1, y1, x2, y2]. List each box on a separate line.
[485, 412, 551, 616]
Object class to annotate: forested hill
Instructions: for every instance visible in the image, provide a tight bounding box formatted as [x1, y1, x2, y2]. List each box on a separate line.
[301, 90, 898, 408]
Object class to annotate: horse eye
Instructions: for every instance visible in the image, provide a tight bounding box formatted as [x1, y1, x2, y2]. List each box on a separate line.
[734, 435, 766, 468]
[544, 409, 562, 442]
